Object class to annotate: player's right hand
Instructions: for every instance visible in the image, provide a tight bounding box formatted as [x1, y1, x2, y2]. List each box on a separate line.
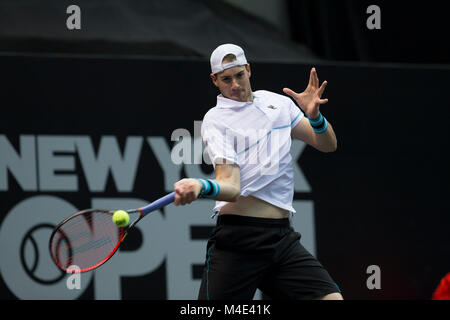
[173, 178, 203, 206]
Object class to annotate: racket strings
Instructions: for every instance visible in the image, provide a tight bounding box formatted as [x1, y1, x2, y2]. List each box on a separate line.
[49, 210, 123, 272]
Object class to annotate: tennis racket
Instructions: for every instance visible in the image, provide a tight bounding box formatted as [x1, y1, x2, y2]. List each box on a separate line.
[49, 192, 175, 273]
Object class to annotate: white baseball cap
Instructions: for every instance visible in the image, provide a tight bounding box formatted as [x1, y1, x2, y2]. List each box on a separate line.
[210, 44, 248, 74]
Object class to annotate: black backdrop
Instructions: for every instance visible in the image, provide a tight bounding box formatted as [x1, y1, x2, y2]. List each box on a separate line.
[287, 0, 450, 64]
[0, 54, 449, 299]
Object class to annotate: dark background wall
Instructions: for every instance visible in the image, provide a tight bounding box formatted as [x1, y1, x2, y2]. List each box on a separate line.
[288, 0, 450, 65]
[0, 0, 449, 301]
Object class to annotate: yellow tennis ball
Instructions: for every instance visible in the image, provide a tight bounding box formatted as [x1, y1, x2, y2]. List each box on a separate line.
[112, 210, 129, 227]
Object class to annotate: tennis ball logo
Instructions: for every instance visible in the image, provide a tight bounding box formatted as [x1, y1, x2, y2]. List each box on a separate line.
[112, 210, 130, 227]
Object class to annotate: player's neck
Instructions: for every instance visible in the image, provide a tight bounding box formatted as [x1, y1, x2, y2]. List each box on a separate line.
[223, 91, 253, 103]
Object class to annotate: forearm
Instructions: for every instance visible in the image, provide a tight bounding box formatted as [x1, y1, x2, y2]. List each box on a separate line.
[196, 176, 240, 202]
[173, 164, 240, 206]
[291, 114, 338, 153]
[211, 178, 240, 202]
[314, 121, 337, 153]
[196, 163, 241, 202]
[213, 163, 241, 202]
[304, 110, 337, 153]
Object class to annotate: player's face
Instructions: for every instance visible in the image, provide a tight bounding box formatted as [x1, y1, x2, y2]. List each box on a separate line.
[211, 65, 252, 102]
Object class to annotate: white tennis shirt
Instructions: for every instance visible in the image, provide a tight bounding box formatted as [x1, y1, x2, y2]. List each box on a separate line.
[201, 90, 304, 215]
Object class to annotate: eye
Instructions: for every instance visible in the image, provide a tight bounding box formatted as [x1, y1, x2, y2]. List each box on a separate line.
[236, 72, 244, 78]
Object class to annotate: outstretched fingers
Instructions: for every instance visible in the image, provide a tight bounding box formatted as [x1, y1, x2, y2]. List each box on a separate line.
[283, 87, 298, 98]
[319, 98, 329, 105]
[311, 67, 321, 88]
[318, 80, 328, 97]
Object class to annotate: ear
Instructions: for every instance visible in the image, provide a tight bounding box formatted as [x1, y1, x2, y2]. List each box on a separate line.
[246, 64, 251, 78]
[210, 73, 218, 87]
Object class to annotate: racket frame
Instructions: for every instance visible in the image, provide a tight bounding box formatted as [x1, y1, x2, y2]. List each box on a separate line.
[48, 192, 175, 273]
[49, 209, 126, 273]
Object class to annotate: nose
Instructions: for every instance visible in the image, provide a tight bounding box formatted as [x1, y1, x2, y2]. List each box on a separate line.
[231, 78, 240, 90]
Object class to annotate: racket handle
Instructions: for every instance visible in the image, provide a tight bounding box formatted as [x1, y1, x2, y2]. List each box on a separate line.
[140, 191, 176, 215]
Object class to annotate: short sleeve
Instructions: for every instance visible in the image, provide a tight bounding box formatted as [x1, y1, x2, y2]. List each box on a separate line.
[289, 99, 304, 128]
[201, 118, 239, 167]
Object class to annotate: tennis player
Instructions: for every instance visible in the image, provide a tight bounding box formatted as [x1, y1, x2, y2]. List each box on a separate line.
[174, 44, 343, 300]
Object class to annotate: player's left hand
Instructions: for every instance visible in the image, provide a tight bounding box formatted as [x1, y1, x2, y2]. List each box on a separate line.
[283, 67, 328, 119]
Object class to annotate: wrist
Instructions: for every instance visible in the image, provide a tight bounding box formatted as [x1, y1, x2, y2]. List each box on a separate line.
[307, 111, 328, 134]
[193, 178, 205, 196]
[306, 110, 320, 120]
[195, 178, 220, 199]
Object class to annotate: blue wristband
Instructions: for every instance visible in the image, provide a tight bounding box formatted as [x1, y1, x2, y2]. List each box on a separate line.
[204, 179, 220, 199]
[196, 178, 220, 199]
[196, 178, 210, 198]
[308, 112, 323, 125]
[308, 112, 328, 134]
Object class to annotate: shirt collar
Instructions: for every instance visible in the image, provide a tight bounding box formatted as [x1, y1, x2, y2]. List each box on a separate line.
[216, 94, 256, 109]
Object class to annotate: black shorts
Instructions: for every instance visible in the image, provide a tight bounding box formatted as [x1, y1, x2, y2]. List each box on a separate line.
[198, 214, 340, 300]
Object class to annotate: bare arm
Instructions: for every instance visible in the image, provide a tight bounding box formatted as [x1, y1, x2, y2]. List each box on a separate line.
[173, 162, 240, 206]
[213, 163, 241, 201]
[291, 117, 337, 153]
